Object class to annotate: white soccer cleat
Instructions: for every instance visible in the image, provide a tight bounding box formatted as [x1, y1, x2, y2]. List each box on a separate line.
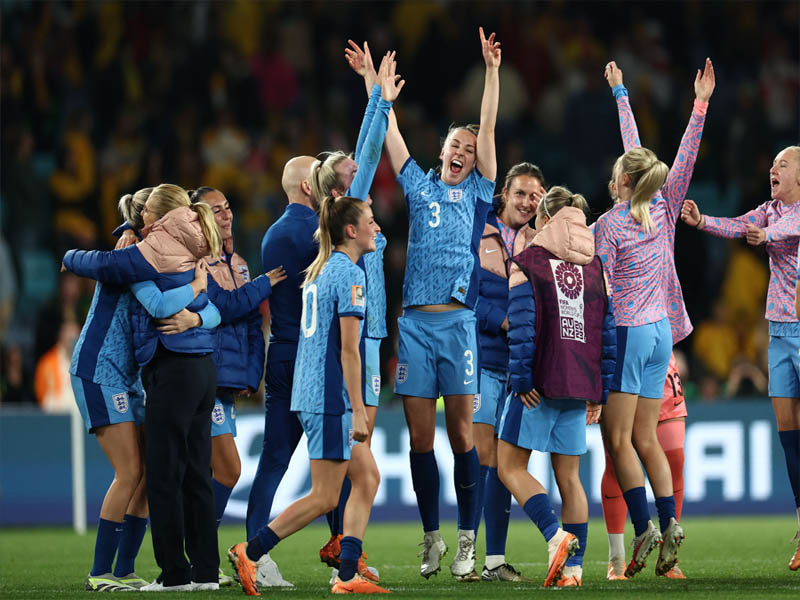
[449, 531, 476, 578]
[544, 529, 578, 587]
[139, 579, 194, 592]
[190, 581, 220, 590]
[655, 517, 685, 576]
[218, 567, 234, 587]
[256, 552, 294, 587]
[418, 532, 448, 579]
[625, 520, 662, 578]
[84, 573, 135, 592]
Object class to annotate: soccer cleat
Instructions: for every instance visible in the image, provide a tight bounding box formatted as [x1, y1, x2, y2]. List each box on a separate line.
[791, 533, 800, 571]
[655, 517, 685, 576]
[359, 556, 380, 583]
[116, 573, 148, 589]
[449, 532, 476, 577]
[331, 574, 391, 594]
[624, 520, 661, 578]
[556, 566, 582, 587]
[84, 573, 135, 592]
[418, 532, 448, 579]
[662, 564, 686, 579]
[139, 579, 194, 592]
[227, 543, 260, 596]
[454, 569, 480, 582]
[321, 534, 343, 568]
[480, 563, 534, 582]
[543, 529, 578, 587]
[606, 560, 627, 580]
[218, 567, 234, 587]
[256, 552, 293, 587]
[190, 582, 220, 591]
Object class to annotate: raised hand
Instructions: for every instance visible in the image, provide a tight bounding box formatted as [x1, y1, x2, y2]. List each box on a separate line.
[266, 266, 287, 287]
[694, 58, 715, 103]
[680, 198, 702, 227]
[479, 26, 501, 69]
[604, 61, 623, 88]
[378, 51, 405, 102]
[345, 39, 378, 89]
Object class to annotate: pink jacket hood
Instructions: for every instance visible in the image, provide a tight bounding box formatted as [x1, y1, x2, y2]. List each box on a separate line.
[532, 206, 594, 265]
[137, 206, 211, 273]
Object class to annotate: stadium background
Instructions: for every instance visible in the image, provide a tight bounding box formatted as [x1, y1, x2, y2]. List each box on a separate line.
[0, 1, 798, 525]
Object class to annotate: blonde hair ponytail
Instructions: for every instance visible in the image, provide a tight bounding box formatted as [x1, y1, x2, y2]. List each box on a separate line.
[118, 187, 153, 231]
[190, 202, 222, 259]
[304, 196, 364, 285]
[538, 185, 590, 222]
[310, 152, 350, 207]
[613, 147, 668, 232]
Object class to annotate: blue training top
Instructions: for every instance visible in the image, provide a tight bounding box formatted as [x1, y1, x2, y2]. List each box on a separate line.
[397, 159, 494, 309]
[291, 251, 366, 415]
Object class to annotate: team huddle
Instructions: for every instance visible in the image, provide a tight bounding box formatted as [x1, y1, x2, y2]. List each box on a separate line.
[62, 29, 800, 594]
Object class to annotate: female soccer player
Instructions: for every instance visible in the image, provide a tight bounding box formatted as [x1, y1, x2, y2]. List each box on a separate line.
[69, 188, 214, 591]
[683, 144, 800, 571]
[227, 197, 388, 596]
[64, 184, 224, 591]
[381, 27, 500, 580]
[498, 187, 616, 588]
[600, 62, 695, 580]
[595, 58, 714, 578]
[471, 162, 544, 582]
[312, 51, 402, 581]
[187, 187, 286, 586]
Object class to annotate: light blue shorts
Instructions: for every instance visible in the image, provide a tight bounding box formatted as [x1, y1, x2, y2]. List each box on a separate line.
[394, 308, 478, 398]
[297, 410, 352, 460]
[364, 337, 382, 407]
[767, 335, 800, 398]
[211, 397, 237, 438]
[498, 394, 586, 455]
[611, 318, 672, 399]
[71, 375, 145, 434]
[473, 368, 507, 429]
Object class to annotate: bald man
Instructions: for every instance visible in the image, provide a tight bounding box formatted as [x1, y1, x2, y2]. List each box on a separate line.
[244, 156, 317, 587]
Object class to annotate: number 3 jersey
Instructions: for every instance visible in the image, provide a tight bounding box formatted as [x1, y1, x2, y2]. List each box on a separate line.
[291, 251, 366, 415]
[397, 158, 494, 309]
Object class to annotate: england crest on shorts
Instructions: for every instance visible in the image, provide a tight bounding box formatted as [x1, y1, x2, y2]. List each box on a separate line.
[112, 392, 129, 414]
[371, 375, 381, 396]
[348, 428, 354, 448]
[211, 404, 226, 425]
[473, 393, 481, 413]
[396, 363, 408, 384]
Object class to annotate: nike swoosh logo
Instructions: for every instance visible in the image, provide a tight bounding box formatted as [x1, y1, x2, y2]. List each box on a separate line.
[673, 399, 684, 407]
[485, 248, 498, 254]
[464, 379, 474, 385]
[459, 483, 477, 490]
[421, 191, 431, 197]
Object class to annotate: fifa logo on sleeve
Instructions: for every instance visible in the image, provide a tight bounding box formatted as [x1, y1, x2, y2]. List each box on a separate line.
[448, 189, 463, 203]
[352, 285, 365, 307]
[112, 392, 129, 414]
[396, 363, 408, 384]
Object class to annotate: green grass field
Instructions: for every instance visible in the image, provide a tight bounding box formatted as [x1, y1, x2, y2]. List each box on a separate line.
[1, 517, 798, 598]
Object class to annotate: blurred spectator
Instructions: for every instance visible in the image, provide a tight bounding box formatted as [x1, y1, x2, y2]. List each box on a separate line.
[33, 320, 80, 414]
[1, 343, 34, 405]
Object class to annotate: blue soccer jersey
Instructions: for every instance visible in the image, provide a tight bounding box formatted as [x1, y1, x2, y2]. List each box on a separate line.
[291, 252, 366, 415]
[398, 159, 495, 309]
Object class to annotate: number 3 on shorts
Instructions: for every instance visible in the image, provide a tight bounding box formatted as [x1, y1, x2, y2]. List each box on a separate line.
[464, 350, 474, 377]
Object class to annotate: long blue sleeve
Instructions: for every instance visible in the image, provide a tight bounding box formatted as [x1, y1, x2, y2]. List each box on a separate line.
[349, 97, 392, 201]
[207, 275, 271, 325]
[198, 301, 221, 329]
[600, 297, 617, 405]
[63, 246, 158, 285]
[507, 276, 537, 394]
[246, 309, 265, 390]
[354, 84, 382, 163]
[130, 281, 195, 319]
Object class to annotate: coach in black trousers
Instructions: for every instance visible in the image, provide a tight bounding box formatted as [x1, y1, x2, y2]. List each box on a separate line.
[142, 344, 219, 588]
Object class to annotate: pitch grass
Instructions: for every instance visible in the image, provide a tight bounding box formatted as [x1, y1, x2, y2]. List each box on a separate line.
[1, 517, 798, 598]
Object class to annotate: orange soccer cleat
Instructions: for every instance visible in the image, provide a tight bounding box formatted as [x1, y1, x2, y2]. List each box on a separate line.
[606, 561, 627, 580]
[556, 566, 582, 587]
[227, 543, 260, 596]
[331, 574, 391, 594]
[790, 536, 800, 571]
[543, 530, 578, 588]
[321, 534, 343, 568]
